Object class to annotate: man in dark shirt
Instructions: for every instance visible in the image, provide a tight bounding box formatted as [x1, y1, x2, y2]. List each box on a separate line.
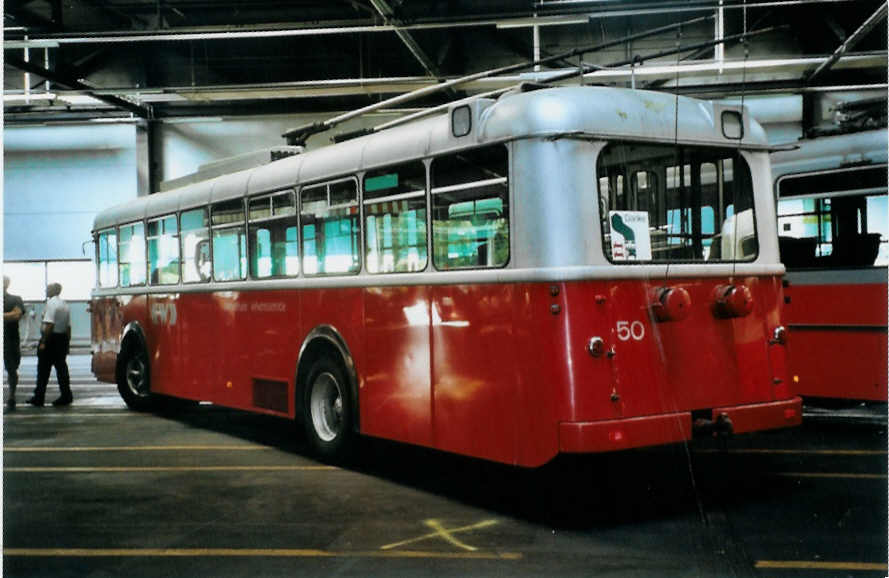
[4, 276, 25, 412]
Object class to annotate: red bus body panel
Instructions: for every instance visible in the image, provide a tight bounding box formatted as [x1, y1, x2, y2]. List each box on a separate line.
[784, 276, 888, 401]
[91, 274, 799, 467]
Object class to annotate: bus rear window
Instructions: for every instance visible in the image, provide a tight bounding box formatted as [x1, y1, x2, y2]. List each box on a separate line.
[597, 143, 757, 263]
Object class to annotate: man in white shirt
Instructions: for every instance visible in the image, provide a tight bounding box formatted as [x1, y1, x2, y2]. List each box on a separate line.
[27, 283, 72, 407]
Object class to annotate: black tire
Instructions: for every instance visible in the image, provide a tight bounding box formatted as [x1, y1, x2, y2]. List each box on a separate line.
[302, 357, 354, 461]
[117, 341, 155, 411]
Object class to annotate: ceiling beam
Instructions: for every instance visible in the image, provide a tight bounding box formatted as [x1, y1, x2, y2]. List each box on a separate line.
[806, 1, 888, 82]
[5, 54, 153, 118]
[364, 0, 443, 79]
[2, 12, 604, 48]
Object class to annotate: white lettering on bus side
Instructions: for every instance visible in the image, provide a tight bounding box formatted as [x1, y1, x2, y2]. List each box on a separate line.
[150, 302, 177, 326]
[250, 302, 286, 312]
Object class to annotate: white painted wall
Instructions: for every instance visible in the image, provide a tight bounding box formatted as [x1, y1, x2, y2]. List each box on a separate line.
[4, 123, 139, 260]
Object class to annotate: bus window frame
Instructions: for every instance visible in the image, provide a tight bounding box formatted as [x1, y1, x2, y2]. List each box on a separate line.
[96, 227, 119, 288]
[147, 213, 181, 286]
[247, 189, 300, 280]
[299, 176, 362, 277]
[180, 207, 211, 284]
[777, 167, 888, 269]
[362, 160, 429, 275]
[429, 143, 511, 272]
[210, 198, 248, 283]
[597, 143, 759, 265]
[117, 220, 147, 288]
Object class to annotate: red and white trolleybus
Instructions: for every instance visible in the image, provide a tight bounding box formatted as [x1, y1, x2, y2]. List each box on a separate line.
[772, 128, 888, 402]
[91, 85, 801, 466]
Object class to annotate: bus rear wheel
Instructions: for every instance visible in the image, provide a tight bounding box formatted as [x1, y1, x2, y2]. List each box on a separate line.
[117, 342, 154, 411]
[303, 357, 353, 461]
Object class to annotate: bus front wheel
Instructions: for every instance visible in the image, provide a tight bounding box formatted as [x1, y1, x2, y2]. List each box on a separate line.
[117, 342, 154, 411]
[302, 357, 354, 461]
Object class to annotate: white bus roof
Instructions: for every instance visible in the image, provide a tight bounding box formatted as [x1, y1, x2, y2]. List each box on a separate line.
[94, 85, 767, 231]
[770, 128, 889, 181]
[482, 86, 767, 147]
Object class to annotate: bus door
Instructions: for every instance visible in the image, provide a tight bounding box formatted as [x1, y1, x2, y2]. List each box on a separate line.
[244, 190, 302, 415]
[361, 162, 433, 446]
[206, 201, 249, 407]
[363, 286, 432, 447]
[146, 214, 185, 396]
[428, 144, 516, 463]
[146, 293, 180, 396]
[431, 284, 517, 463]
[178, 208, 216, 402]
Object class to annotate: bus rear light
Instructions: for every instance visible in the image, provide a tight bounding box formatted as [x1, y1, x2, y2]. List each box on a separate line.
[650, 286, 691, 322]
[712, 284, 754, 318]
[770, 325, 788, 345]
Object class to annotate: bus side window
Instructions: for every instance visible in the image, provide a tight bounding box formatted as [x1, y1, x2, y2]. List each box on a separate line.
[300, 179, 360, 275]
[363, 161, 427, 274]
[148, 215, 180, 285]
[97, 228, 118, 288]
[211, 199, 247, 282]
[181, 208, 210, 283]
[248, 191, 299, 278]
[430, 145, 509, 270]
[866, 195, 888, 266]
[778, 165, 888, 268]
[118, 222, 146, 287]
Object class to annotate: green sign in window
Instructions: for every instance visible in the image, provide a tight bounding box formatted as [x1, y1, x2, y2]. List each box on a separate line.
[365, 173, 399, 193]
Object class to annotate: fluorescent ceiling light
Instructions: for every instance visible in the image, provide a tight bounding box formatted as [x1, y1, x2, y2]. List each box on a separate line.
[496, 16, 589, 28]
[4, 40, 59, 49]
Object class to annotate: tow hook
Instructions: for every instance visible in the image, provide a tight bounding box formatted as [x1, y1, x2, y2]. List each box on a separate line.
[693, 412, 734, 438]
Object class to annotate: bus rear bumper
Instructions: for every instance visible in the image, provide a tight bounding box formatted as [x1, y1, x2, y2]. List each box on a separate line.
[558, 397, 803, 453]
[713, 396, 802, 434]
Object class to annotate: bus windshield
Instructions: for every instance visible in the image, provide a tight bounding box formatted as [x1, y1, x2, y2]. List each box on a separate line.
[598, 143, 757, 263]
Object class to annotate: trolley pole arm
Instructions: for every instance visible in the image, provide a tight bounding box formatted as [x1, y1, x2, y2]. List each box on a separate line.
[282, 14, 714, 145]
[370, 23, 785, 136]
[806, 1, 887, 83]
[542, 24, 789, 86]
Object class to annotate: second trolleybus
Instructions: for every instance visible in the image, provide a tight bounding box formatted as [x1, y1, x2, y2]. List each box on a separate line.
[772, 128, 888, 403]
[90, 85, 801, 466]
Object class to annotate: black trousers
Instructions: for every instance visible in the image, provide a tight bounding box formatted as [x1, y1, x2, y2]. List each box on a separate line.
[4, 339, 20, 397]
[34, 333, 71, 401]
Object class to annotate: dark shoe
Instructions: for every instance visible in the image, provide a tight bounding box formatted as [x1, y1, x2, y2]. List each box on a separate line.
[51, 396, 73, 407]
[5, 399, 15, 412]
[25, 397, 44, 407]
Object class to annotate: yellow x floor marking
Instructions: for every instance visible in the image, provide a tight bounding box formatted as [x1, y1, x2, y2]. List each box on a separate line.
[381, 519, 498, 552]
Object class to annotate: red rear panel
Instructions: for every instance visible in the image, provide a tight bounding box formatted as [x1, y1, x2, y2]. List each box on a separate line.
[562, 276, 789, 420]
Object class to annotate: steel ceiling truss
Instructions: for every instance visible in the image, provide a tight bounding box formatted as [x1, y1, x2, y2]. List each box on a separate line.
[3, 0, 887, 123]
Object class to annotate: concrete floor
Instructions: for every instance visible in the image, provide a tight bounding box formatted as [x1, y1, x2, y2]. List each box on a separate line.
[3, 355, 887, 577]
